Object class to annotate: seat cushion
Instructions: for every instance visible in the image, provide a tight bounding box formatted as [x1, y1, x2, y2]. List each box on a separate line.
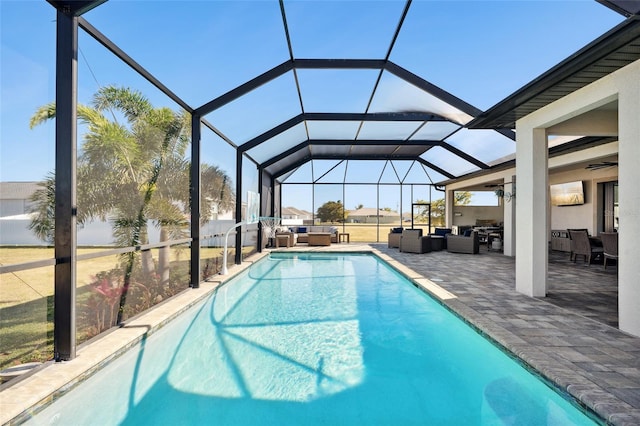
[434, 228, 452, 236]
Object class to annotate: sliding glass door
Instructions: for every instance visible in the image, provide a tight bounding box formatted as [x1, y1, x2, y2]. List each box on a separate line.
[602, 181, 618, 232]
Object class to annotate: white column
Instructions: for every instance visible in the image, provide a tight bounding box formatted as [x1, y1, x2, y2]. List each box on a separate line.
[445, 189, 454, 228]
[618, 76, 640, 336]
[503, 176, 516, 256]
[515, 126, 548, 297]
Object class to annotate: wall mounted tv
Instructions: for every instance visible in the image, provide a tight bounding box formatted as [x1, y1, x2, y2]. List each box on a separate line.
[550, 181, 585, 206]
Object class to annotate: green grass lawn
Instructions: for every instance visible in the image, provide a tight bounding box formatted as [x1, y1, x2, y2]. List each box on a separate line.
[0, 247, 119, 308]
[0, 225, 418, 371]
[324, 222, 431, 242]
[0, 245, 249, 371]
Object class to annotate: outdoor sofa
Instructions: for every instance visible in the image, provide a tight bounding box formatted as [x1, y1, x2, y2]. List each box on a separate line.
[286, 225, 339, 244]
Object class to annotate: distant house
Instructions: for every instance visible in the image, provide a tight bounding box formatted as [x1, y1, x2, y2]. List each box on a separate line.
[1, 181, 128, 246]
[281, 207, 313, 224]
[0, 181, 39, 218]
[0, 182, 49, 245]
[0, 182, 232, 246]
[346, 208, 400, 224]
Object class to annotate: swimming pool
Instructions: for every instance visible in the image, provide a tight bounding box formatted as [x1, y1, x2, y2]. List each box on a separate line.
[27, 252, 599, 425]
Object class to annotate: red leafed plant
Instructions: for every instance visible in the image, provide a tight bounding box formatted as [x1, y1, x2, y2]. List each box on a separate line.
[93, 276, 127, 329]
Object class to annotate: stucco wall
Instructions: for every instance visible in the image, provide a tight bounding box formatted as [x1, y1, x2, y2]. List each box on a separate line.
[452, 205, 504, 227]
[549, 167, 618, 236]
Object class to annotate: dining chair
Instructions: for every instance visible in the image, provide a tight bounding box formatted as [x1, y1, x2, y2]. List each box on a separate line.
[600, 232, 619, 270]
[567, 228, 589, 261]
[567, 229, 603, 265]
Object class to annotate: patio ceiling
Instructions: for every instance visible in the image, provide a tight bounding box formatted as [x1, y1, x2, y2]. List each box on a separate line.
[47, 0, 632, 186]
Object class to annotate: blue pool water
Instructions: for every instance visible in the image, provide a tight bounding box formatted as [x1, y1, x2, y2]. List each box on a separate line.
[28, 253, 598, 425]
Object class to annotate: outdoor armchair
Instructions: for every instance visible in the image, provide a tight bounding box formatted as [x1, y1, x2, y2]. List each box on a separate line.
[388, 227, 403, 248]
[399, 229, 431, 254]
[446, 231, 479, 254]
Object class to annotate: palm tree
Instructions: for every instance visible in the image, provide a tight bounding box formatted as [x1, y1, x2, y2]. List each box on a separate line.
[29, 85, 235, 324]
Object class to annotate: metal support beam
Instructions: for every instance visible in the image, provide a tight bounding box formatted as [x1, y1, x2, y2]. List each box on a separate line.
[240, 115, 304, 152]
[307, 139, 442, 146]
[235, 151, 243, 265]
[240, 112, 447, 153]
[439, 142, 490, 169]
[376, 184, 380, 242]
[304, 112, 446, 121]
[384, 61, 482, 117]
[257, 167, 264, 252]
[201, 118, 237, 149]
[196, 61, 294, 116]
[293, 58, 387, 69]
[262, 141, 310, 168]
[416, 158, 456, 179]
[78, 18, 193, 114]
[271, 173, 276, 220]
[190, 114, 201, 288]
[54, 9, 78, 362]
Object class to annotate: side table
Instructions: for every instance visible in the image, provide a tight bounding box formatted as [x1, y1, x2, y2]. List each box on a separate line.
[339, 232, 350, 243]
[275, 234, 291, 248]
[429, 235, 444, 251]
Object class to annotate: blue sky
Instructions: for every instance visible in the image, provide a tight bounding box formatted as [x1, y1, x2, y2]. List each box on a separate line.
[0, 0, 624, 212]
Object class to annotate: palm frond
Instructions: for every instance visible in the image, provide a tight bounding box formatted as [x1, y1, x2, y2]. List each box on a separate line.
[29, 102, 57, 129]
[93, 86, 152, 122]
[27, 173, 56, 243]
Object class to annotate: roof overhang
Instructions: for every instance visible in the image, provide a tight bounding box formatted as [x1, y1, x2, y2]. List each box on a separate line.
[597, 0, 640, 17]
[47, 0, 107, 16]
[436, 136, 618, 188]
[468, 17, 640, 129]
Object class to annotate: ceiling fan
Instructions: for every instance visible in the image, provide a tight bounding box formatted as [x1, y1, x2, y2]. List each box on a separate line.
[586, 161, 618, 170]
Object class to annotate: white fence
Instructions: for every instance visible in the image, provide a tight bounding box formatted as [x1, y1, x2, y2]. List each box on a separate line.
[0, 216, 256, 248]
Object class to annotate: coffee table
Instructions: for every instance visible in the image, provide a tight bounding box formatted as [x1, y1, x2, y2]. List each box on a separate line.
[307, 233, 331, 246]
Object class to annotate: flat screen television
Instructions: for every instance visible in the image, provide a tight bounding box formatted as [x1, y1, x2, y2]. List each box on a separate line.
[550, 181, 584, 206]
